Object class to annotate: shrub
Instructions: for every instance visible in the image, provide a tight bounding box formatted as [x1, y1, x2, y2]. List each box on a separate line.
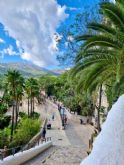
[0, 103, 8, 115]
[0, 128, 11, 148]
[0, 115, 11, 129]
[3, 116, 11, 127]
[19, 112, 28, 118]
[81, 107, 91, 116]
[11, 118, 41, 147]
[0, 117, 41, 148]
[32, 112, 40, 119]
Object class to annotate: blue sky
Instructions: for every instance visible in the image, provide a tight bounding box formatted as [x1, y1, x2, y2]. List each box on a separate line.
[58, 0, 100, 27]
[0, 0, 103, 69]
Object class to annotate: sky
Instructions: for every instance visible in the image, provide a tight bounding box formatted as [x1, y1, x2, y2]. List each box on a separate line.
[0, 0, 114, 69]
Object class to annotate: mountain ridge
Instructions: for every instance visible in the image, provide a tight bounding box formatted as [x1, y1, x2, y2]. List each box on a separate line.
[0, 62, 61, 77]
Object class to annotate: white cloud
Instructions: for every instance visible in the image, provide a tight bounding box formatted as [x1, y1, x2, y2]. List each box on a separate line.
[21, 52, 31, 60]
[0, 0, 68, 67]
[67, 35, 74, 42]
[110, 0, 115, 3]
[49, 33, 63, 51]
[0, 45, 18, 57]
[65, 42, 69, 47]
[16, 40, 20, 48]
[68, 7, 81, 11]
[65, 67, 71, 71]
[0, 38, 5, 43]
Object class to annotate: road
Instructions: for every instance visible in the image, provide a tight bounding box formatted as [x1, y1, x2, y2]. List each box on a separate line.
[22, 99, 94, 165]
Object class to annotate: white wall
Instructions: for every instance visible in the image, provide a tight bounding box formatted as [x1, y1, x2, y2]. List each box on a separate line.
[0, 141, 52, 165]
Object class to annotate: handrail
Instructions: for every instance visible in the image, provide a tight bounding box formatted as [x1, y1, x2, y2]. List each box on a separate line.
[0, 118, 49, 160]
[0, 136, 51, 161]
[0, 141, 53, 165]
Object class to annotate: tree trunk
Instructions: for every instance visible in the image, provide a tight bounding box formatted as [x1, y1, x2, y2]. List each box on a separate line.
[30, 88, 33, 117]
[33, 97, 34, 114]
[30, 96, 33, 116]
[11, 83, 16, 141]
[97, 84, 102, 132]
[28, 97, 30, 117]
[17, 101, 20, 122]
[15, 100, 18, 128]
[10, 103, 15, 141]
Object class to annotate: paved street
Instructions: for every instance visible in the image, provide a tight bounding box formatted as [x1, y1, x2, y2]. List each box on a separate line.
[22, 99, 94, 165]
[42, 146, 87, 165]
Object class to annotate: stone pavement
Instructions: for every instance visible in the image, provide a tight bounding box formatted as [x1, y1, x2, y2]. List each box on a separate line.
[23, 99, 94, 165]
[65, 115, 94, 150]
[43, 100, 71, 146]
[42, 146, 87, 165]
[24, 146, 57, 165]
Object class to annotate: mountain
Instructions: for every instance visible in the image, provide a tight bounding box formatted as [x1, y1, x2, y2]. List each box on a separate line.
[51, 69, 66, 74]
[0, 63, 60, 77]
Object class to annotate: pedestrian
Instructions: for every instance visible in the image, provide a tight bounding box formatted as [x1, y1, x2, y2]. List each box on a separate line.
[52, 114, 55, 120]
[58, 104, 60, 111]
[80, 119, 83, 124]
[41, 128, 46, 141]
[65, 115, 67, 124]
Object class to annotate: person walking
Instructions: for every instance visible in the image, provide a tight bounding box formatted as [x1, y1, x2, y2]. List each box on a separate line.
[65, 115, 67, 124]
[58, 104, 62, 113]
[41, 128, 46, 141]
[52, 114, 55, 120]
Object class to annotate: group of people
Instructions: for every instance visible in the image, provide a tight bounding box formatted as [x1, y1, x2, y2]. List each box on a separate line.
[41, 102, 68, 140]
[41, 113, 55, 140]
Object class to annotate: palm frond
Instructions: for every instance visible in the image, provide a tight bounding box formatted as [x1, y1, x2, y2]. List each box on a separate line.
[101, 2, 124, 29]
[88, 22, 116, 35]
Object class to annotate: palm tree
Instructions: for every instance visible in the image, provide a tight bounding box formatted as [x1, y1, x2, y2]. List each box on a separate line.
[72, 1, 124, 131]
[25, 78, 39, 117]
[74, 1, 124, 84]
[25, 80, 30, 117]
[15, 77, 25, 127]
[5, 70, 24, 140]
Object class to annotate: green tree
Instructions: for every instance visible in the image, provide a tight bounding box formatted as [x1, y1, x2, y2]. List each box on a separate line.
[25, 78, 39, 117]
[72, 1, 124, 131]
[12, 118, 41, 146]
[5, 70, 24, 140]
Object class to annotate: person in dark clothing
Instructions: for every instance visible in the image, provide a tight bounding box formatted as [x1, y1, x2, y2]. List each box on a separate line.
[42, 128, 46, 140]
[80, 119, 83, 124]
[65, 116, 67, 124]
[52, 114, 55, 120]
[58, 104, 61, 112]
